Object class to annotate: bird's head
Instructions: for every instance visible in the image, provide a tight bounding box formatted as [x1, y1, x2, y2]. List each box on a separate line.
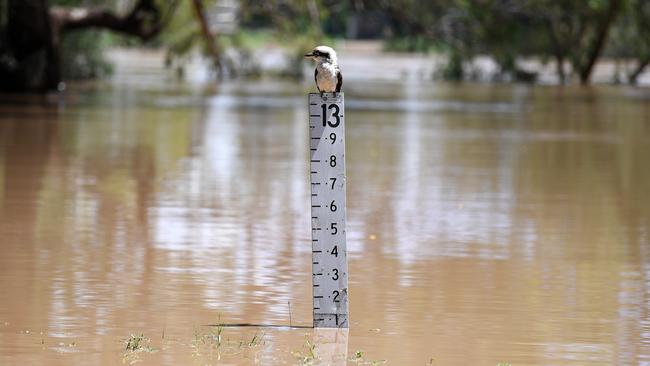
[304, 46, 337, 64]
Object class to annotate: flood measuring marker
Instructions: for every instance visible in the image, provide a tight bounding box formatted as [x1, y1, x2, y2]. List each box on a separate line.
[309, 93, 348, 328]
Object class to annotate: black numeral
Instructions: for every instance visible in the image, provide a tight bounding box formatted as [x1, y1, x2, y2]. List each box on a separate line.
[328, 105, 341, 127]
[330, 223, 338, 235]
[329, 177, 337, 189]
[332, 268, 339, 280]
[331, 245, 338, 257]
[333, 290, 340, 303]
[330, 132, 336, 144]
[329, 155, 336, 167]
[321, 104, 341, 128]
[330, 200, 337, 212]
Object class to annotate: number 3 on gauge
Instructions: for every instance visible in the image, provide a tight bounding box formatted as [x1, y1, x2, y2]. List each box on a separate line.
[321, 104, 341, 128]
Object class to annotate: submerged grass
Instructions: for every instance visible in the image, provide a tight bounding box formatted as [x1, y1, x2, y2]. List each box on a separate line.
[190, 325, 266, 363]
[291, 339, 318, 365]
[122, 334, 157, 364]
[349, 349, 387, 365]
[120, 327, 392, 365]
[240, 330, 264, 348]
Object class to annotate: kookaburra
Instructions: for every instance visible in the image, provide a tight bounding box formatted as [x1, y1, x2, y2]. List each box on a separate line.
[304, 46, 342, 94]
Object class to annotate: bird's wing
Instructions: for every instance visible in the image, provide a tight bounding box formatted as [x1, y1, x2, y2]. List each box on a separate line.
[314, 69, 321, 92]
[336, 69, 343, 93]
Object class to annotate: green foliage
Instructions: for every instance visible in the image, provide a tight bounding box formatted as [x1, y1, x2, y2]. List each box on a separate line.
[442, 48, 465, 81]
[15, 0, 647, 85]
[384, 35, 437, 53]
[607, 0, 650, 65]
[367, 0, 634, 83]
[61, 30, 114, 80]
[160, 0, 202, 58]
[0, 0, 8, 30]
[237, 0, 331, 79]
[240, 0, 325, 36]
[54, 0, 118, 81]
[160, 0, 243, 78]
[163, 0, 332, 78]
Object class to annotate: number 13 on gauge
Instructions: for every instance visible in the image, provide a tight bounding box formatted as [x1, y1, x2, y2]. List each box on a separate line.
[309, 93, 348, 328]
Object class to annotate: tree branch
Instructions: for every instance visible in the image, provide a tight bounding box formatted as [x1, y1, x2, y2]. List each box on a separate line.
[50, 0, 175, 41]
[190, 0, 222, 75]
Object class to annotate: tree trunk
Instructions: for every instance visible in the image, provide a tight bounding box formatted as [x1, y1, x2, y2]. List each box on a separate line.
[0, 0, 55, 92]
[555, 53, 566, 84]
[545, 18, 568, 85]
[0, 0, 173, 93]
[578, 0, 623, 84]
[628, 57, 650, 85]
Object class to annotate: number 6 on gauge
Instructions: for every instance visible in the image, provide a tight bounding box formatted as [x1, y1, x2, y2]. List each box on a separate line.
[309, 93, 348, 328]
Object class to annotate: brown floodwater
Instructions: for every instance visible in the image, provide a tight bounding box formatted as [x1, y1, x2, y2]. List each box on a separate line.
[0, 80, 649, 365]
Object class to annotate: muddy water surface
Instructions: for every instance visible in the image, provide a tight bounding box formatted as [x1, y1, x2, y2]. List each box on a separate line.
[0, 81, 649, 365]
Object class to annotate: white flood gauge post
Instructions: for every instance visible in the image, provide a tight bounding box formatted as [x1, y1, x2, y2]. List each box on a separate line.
[309, 92, 348, 328]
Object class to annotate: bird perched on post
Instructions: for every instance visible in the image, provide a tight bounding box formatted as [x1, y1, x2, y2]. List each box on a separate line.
[304, 46, 343, 95]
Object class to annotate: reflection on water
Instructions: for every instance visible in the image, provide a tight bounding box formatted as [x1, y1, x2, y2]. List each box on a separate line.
[0, 81, 649, 365]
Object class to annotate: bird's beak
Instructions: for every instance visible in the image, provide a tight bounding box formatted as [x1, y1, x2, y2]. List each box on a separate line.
[304, 52, 314, 59]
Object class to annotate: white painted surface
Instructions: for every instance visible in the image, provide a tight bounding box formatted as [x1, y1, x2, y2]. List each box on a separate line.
[309, 93, 348, 328]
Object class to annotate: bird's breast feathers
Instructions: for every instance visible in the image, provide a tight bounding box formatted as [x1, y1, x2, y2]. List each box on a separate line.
[316, 62, 340, 93]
